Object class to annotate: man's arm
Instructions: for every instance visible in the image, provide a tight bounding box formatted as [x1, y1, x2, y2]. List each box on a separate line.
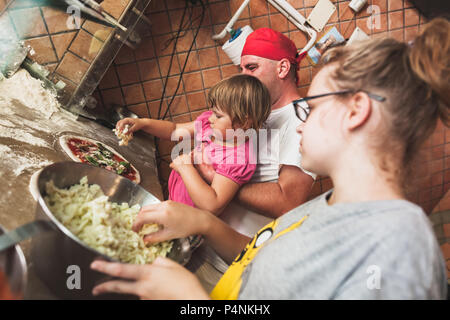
[236, 165, 313, 218]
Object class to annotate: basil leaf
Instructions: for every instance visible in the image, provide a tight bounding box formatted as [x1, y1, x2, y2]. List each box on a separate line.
[85, 156, 98, 165]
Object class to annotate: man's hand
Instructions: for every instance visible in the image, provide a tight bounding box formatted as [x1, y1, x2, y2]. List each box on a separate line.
[91, 257, 209, 300]
[116, 118, 143, 133]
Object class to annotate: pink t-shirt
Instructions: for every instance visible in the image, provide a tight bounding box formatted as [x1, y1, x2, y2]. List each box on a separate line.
[168, 111, 256, 207]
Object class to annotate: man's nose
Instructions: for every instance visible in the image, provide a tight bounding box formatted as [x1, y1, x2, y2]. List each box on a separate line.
[240, 68, 250, 75]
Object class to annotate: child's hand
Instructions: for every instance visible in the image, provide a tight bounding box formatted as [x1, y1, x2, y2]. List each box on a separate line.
[116, 118, 143, 133]
[170, 154, 192, 172]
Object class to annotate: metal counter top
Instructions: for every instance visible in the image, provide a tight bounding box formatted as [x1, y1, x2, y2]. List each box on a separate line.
[0, 98, 163, 299]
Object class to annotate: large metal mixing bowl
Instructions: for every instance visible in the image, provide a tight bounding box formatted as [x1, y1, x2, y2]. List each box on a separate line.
[0, 225, 27, 299]
[30, 161, 191, 299]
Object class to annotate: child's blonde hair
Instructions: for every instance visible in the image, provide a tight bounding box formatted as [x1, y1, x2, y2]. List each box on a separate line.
[207, 74, 271, 130]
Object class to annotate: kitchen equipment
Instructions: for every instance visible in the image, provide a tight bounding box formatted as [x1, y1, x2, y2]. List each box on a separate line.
[0, 162, 192, 299]
[213, 0, 317, 63]
[0, 225, 27, 299]
[75, 104, 139, 129]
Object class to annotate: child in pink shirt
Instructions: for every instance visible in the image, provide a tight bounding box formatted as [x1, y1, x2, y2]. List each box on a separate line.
[116, 74, 271, 215]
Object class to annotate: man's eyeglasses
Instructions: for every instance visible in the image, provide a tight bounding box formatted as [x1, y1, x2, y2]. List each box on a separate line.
[293, 90, 386, 122]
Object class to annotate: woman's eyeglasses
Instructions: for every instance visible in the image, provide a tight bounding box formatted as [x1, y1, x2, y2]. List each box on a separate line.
[293, 90, 386, 122]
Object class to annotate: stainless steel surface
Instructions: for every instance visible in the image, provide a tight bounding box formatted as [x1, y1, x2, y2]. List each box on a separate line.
[0, 220, 54, 252]
[0, 98, 164, 299]
[0, 225, 28, 299]
[29, 162, 190, 299]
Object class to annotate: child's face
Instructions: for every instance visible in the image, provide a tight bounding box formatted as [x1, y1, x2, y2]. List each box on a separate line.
[208, 107, 234, 141]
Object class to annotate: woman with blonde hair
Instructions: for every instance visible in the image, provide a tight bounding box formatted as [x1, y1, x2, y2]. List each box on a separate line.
[93, 18, 449, 299]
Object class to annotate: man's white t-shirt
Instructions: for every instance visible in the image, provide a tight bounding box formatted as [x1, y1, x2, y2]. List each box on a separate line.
[220, 102, 316, 238]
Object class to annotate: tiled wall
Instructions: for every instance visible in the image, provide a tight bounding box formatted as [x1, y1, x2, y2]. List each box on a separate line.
[0, 0, 132, 105]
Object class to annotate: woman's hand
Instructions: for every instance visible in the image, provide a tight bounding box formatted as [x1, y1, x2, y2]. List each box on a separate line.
[90, 257, 210, 300]
[133, 200, 210, 245]
[116, 118, 144, 133]
[169, 153, 193, 173]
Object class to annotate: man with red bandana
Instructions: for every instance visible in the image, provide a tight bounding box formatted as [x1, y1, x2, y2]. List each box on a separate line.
[190, 28, 316, 292]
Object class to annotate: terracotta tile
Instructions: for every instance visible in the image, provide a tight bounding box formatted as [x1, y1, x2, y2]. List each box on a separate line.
[178, 51, 201, 73]
[191, 5, 212, 28]
[387, 0, 402, 11]
[114, 45, 135, 64]
[196, 27, 217, 49]
[440, 243, 450, 260]
[51, 31, 76, 60]
[372, 0, 388, 13]
[82, 20, 112, 39]
[403, 0, 414, 8]
[432, 185, 444, 201]
[231, 0, 250, 19]
[43, 63, 58, 74]
[371, 13, 388, 34]
[149, 11, 171, 35]
[127, 103, 151, 118]
[389, 28, 404, 42]
[143, 79, 164, 101]
[183, 72, 203, 92]
[338, 2, 354, 21]
[135, 37, 155, 61]
[202, 67, 222, 88]
[210, 1, 231, 24]
[419, 188, 432, 203]
[163, 76, 185, 97]
[169, 8, 188, 32]
[158, 55, 181, 76]
[186, 91, 207, 111]
[168, 95, 189, 116]
[304, 0, 318, 8]
[444, 224, 450, 238]
[404, 8, 419, 27]
[55, 51, 90, 84]
[148, 100, 168, 119]
[100, 0, 129, 20]
[69, 29, 100, 63]
[123, 83, 145, 105]
[445, 144, 450, 157]
[165, 0, 184, 10]
[340, 20, 356, 39]
[24, 35, 57, 64]
[249, 0, 269, 17]
[116, 63, 140, 85]
[287, 0, 305, 9]
[290, 30, 308, 49]
[432, 145, 445, 160]
[298, 67, 312, 86]
[430, 159, 444, 175]
[101, 87, 125, 106]
[41, 6, 73, 34]
[251, 15, 270, 30]
[10, 7, 47, 38]
[388, 10, 403, 30]
[356, 16, 372, 35]
[172, 113, 193, 124]
[153, 33, 176, 57]
[221, 64, 239, 79]
[270, 13, 289, 33]
[99, 66, 119, 89]
[198, 47, 219, 69]
[138, 59, 160, 81]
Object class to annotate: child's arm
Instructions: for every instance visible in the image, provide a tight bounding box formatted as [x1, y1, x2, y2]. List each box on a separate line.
[116, 118, 195, 141]
[170, 154, 240, 215]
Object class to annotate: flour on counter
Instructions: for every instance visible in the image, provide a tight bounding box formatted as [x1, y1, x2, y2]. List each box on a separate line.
[0, 68, 60, 119]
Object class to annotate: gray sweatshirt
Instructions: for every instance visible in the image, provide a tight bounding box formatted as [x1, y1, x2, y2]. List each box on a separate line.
[238, 191, 447, 299]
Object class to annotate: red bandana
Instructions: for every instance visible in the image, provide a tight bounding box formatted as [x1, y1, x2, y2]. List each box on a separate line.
[241, 28, 306, 84]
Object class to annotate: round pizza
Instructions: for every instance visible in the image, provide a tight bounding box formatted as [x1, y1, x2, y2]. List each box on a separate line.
[59, 135, 141, 184]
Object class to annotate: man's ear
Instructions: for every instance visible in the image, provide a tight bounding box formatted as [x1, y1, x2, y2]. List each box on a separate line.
[346, 92, 372, 131]
[277, 58, 291, 80]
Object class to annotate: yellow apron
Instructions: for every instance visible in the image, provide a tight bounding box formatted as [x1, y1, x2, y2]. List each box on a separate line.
[210, 215, 308, 300]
